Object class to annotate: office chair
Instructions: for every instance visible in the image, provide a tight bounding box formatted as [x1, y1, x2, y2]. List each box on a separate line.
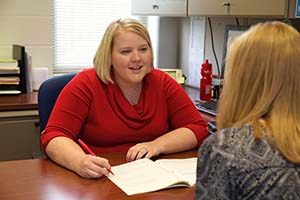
[38, 73, 76, 133]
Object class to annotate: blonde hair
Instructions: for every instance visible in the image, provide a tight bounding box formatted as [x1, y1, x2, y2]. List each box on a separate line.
[93, 18, 154, 83]
[217, 21, 300, 162]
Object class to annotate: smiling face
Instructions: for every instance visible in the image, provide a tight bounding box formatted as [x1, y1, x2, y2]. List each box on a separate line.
[111, 29, 152, 88]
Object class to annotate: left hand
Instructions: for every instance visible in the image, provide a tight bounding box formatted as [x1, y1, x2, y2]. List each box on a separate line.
[126, 141, 161, 162]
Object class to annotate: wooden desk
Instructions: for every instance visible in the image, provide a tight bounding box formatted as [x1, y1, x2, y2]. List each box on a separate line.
[0, 91, 38, 111]
[0, 150, 197, 200]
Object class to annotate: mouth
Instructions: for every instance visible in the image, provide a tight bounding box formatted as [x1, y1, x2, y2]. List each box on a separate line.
[129, 65, 143, 70]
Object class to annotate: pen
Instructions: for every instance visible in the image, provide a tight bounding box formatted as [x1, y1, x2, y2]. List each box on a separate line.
[77, 139, 114, 175]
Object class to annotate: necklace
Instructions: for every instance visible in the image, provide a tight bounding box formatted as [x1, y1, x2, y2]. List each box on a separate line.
[121, 84, 142, 105]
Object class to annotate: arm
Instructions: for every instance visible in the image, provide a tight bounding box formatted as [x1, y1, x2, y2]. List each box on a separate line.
[127, 71, 208, 161]
[46, 136, 112, 178]
[126, 127, 197, 161]
[41, 71, 112, 178]
[195, 130, 234, 200]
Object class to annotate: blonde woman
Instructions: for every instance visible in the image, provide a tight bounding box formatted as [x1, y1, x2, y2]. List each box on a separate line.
[196, 21, 300, 199]
[41, 18, 208, 179]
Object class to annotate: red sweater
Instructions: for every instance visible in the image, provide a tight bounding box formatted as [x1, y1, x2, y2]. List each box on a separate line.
[41, 68, 208, 153]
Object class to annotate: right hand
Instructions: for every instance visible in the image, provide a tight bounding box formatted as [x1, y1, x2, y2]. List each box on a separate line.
[75, 154, 112, 179]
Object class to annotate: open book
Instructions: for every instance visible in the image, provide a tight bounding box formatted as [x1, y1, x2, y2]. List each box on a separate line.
[106, 157, 197, 195]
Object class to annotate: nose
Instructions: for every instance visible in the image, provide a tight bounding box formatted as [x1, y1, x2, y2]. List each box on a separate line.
[132, 50, 141, 62]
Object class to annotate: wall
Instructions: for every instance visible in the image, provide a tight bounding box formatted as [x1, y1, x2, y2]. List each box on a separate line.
[1, 0, 299, 84]
[0, 0, 52, 74]
[178, 16, 300, 87]
[178, 17, 245, 87]
[157, 17, 180, 69]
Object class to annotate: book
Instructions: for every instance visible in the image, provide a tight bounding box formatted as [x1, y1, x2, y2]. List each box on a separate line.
[0, 90, 21, 95]
[0, 67, 20, 74]
[0, 58, 18, 68]
[0, 76, 20, 85]
[106, 157, 197, 196]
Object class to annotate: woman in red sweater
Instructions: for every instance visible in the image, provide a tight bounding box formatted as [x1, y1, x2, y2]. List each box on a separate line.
[41, 18, 208, 178]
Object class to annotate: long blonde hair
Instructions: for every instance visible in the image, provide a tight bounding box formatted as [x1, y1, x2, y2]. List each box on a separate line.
[217, 21, 300, 162]
[93, 18, 154, 83]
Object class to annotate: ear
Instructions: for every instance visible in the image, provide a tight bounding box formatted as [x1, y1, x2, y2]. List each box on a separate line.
[258, 118, 272, 140]
[258, 118, 267, 127]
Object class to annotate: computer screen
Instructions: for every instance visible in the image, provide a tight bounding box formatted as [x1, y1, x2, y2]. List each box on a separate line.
[221, 25, 250, 77]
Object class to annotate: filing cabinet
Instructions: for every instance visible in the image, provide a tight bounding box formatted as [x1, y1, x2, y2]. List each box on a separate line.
[0, 110, 40, 161]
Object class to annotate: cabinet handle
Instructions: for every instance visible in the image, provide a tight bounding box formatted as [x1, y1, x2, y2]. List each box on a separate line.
[34, 122, 40, 127]
[222, 2, 230, 6]
[152, 5, 159, 10]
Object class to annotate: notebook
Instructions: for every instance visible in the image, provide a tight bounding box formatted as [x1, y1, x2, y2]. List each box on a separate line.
[106, 157, 197, 196]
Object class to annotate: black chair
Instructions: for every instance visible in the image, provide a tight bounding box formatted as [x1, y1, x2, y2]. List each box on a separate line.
[38, 73, 76, 133]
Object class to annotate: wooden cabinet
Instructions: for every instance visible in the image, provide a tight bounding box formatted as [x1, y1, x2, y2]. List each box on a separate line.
[131, 0, 187, 17]
[188, 0, 288, 17]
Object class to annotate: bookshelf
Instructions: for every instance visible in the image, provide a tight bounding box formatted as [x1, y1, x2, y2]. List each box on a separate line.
[0, 56, 21, 95]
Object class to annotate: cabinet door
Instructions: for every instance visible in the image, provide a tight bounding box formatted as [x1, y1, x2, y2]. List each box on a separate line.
[230, 0, 287, 17]
[0, 117, 40, 161]
[188, 0, 287, 17]
[131, 0, 187, 17]
[188, 0, 229, 16]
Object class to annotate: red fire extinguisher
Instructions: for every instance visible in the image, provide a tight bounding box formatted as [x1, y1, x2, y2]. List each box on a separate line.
[200, 59, 212, 101]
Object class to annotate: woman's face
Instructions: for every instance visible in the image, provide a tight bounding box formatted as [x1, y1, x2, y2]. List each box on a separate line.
[111, 30, 152, 87]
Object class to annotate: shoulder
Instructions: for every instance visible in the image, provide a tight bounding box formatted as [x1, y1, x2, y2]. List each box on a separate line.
[197, 125, 254, 168]
[201, 125, 253, 151]
[61, 68, 103, 99]
[67, 68, 102, 89]
[145, 68, 182, 92]
[73, 68, 99, 82]
[146, 68, 176, 83]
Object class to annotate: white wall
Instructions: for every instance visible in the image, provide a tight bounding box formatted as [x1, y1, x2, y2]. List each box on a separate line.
[0, 0, 52, 74]
[157, 17, 180, 69]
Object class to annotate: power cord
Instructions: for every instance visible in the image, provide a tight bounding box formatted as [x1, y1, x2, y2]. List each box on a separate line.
[207, 17, 220, 76]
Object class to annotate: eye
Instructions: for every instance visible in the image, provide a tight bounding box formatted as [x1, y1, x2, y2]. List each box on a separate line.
[120, 49, 131, 55]
[139, 47, 148, 53]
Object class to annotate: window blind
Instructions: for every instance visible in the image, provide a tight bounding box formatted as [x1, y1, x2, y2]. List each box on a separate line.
[52, 0, 147, 74]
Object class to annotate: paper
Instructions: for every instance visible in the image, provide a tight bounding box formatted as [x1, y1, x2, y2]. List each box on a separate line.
[187, 17, 205, 87]
[106, 157, 197, 196]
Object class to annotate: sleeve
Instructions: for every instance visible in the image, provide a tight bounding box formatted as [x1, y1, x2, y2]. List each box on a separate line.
[40, 72, 93, 150]
[195, 131, 235, 200]
[163, 73, 209, 146]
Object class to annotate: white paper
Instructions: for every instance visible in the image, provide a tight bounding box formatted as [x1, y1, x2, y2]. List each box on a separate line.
[106, 157, 197, 196]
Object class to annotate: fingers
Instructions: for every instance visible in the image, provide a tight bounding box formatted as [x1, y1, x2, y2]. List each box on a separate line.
[77, 155, 112, 179]
[126, 145, 151, 162]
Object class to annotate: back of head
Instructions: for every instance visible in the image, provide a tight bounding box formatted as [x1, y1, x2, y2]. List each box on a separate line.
[93, 18, 154, 83]
[217, 21, 300, 162]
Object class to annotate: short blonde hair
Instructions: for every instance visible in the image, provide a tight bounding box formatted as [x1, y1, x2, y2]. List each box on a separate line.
[217, 21, 300, 162]
[93, 18, 154, 83]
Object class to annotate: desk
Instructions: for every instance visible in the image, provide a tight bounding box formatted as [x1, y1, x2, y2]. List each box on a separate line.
[0, 91, 38, 111]
[0, 150, 197, 200]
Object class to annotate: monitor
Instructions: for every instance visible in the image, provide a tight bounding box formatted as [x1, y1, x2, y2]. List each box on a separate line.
[221, 25, 250, 77]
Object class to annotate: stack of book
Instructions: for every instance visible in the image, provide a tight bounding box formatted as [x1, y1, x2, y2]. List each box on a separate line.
[0, 58, 21, 95]
[0, 44, 32, 95]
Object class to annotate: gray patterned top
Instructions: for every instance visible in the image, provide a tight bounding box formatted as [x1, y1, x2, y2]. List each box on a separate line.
[195, 124, 300, 200]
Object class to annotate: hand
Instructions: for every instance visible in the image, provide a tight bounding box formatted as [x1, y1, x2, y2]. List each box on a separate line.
[126, 141, 161, 162]
[74, 155, 112, 179]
